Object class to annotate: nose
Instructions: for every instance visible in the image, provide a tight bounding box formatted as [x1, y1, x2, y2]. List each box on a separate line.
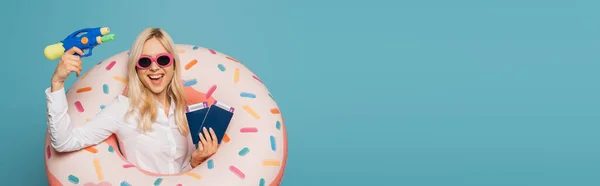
[149, 61, 161, 71]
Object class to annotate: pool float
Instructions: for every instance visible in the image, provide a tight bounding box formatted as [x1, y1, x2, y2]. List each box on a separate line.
[44, 44, 288, 186]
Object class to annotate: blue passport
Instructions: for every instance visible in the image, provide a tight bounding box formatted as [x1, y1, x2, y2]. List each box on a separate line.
[185, 101, 235, 145]
[185, 102, 209, 145]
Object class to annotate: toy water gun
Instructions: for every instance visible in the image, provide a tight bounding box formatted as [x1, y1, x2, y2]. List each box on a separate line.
[44, 27, 115, 60]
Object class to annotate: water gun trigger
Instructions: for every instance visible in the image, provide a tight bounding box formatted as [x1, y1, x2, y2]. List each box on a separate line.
[78, 47, 94, 57]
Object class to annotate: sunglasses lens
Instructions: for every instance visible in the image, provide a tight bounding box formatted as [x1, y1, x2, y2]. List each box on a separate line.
[157, 55, 171, 66]
[138, 58, 152, 68]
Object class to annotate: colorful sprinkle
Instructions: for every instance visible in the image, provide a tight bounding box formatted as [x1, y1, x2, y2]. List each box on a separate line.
[84, 182, 111, 186]
[240, 127, 258, 133]
[234, 68, 240, 83]
[206, 85, 217, 99]
[154, 178, 163, 186]
[176, 184, 182, 186]
[260, 178, 265, 186]
[223, 133, 231, 143]
[226, 56, 239, 62]
[85, 146, 98, 154]
[217, 64, 226, 71]
[271, 108, 281, 114]
[76, 87, 92, 93]
[270, 136, 276, 151]
[253, 75, 263, 84]
[106, 61, 116, 70]
[74, 101, 84, 112]
[113, 76, 127, 84]
[178, 49, 185, 53]
[207, 159, 214, 169]
[185, 59, 198, 70]
[68, 175, 79, 184]
[100, 105, 105, 110]
[242, 105, 260, 119]
[193, 46, 199, 50]
[276, 121, 281, 130]
[229, 166, 245, 179]
[46, 145, 51, 159]
[103, 84, 109, 94]
[108, 146, 114, 152]
[123, 164, 135, 168]
[120, 181, 131, 186]
[184, 79, 197, 87]
[240, 92, 256, 98]
[208, 49, 216, 54]
[238, 147, 250, 156]
[84, 117, 90, 122]
[184, 172, 202, 180]
[94, 159, 103, 180]
[263, 160, 281, 166]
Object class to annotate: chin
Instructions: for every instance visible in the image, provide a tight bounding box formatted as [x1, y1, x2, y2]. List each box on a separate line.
[148, 85, 168, 93]
[149, 88, 165, 94]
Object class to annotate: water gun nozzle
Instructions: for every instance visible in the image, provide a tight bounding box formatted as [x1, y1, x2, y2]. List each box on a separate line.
[101, 34, 115, 42]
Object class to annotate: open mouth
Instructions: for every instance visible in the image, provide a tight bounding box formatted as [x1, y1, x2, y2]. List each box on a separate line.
[148, 74, 164, 85]
[148, 74, 164, 80]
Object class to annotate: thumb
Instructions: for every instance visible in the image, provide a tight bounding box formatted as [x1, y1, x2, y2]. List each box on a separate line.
[197, 142, 204, 151]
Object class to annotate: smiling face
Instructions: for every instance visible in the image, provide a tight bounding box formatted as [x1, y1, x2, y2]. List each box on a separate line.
[136, 37, 175, 96]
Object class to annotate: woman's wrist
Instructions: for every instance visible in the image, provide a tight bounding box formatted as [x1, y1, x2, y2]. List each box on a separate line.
[51, 78, 64, 92]
[190, 155, 206, 168]
[51, 82, 64, 92]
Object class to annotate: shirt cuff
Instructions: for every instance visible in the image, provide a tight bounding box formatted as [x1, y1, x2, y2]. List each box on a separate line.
[45, 87, 68, 115]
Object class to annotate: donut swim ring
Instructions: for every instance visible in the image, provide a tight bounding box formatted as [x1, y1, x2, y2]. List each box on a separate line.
[44, 44, 288, 186]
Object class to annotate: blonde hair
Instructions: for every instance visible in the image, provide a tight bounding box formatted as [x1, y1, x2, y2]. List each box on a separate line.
[124, 27, 189, 135]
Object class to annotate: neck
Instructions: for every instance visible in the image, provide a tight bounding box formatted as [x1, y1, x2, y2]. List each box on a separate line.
[154, 90, 170, 107]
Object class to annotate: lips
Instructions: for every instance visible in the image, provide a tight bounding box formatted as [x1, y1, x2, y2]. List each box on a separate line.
[148, 74, 164, 80]
[148, 74, 164, 85]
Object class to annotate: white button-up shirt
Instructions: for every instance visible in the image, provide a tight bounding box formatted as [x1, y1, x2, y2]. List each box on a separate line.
[45, 87, 195, 174]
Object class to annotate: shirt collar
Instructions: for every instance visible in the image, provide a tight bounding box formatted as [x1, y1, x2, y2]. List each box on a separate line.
[157, 97, 175, 117]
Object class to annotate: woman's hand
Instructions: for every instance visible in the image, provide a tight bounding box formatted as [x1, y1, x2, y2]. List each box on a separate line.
[51, 47, 84, 92]
[190, 127, 218, 167]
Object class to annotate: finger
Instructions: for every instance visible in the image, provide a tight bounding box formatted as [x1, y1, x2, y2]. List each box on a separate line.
[197, 142, 204, 151]
[67, 59, 82, 68]
[199, 132, 207, 145]
[71, 66, 81, 77]
[209, 128, 218, 146]
[203, 127, 212, 142]
[69, 60, 83, 71]
[67, 63, 82, 77]
[65, 55, 81, 63]
[65, 47, 85, 56]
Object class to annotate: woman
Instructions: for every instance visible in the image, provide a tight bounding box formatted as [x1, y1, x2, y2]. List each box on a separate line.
[45, 27, 216, 174]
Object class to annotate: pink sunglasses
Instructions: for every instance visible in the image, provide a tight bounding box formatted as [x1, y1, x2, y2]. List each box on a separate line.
[136, 53, 174, 69]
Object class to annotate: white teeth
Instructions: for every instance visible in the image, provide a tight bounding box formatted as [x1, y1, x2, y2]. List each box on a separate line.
[149, 74, 163, 79]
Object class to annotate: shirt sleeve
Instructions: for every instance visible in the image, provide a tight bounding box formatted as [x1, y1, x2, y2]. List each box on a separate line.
[46, 87, 123, 152]
[180, 136, 197, 172]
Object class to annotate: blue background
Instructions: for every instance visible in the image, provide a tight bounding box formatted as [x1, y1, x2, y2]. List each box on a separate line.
[1, 0, 599, 185]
